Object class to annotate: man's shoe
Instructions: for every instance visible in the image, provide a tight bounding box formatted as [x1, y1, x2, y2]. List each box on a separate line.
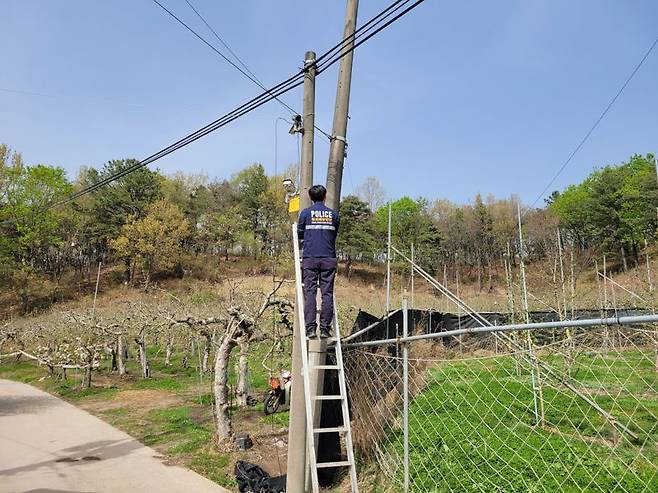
[319, 328, 332, 339]
[306, 328, 317, 339]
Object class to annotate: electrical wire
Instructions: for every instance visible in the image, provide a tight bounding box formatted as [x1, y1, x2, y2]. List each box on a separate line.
[2, 0, 427, 223]
[183, 0, 261, 89]
[152, 0, 332, 141]
[315, 0, 413, 69]
[38, 73, 306, 210]
[58, 0, 425, 207]
[529, 36, 658, 208]
[151, 1, 296, 114]
[316, 0, 426, 74]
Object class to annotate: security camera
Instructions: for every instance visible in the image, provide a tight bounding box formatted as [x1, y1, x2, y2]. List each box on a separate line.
[288, 115, 303, 134]
[282, 178, 297, 195]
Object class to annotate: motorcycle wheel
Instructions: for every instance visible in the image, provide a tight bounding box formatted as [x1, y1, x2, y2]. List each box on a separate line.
[264, 394, 281, 415]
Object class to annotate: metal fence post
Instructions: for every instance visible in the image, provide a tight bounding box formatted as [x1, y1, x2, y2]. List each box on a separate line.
[402, 291, 410, 492]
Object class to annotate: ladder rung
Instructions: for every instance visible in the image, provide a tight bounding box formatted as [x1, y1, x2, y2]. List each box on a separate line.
[316, 460, 353, 469]
[311, 365, 340, 370]
[313, 426, 346, 433]
[312, 395, 343, 401]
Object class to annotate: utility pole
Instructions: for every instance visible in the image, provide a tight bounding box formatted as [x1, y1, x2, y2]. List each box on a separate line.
[297, 0, 360, 486]
[287, 50, 316, 493]
[300, 52, 316, 210]
[325, 0, 359, 210]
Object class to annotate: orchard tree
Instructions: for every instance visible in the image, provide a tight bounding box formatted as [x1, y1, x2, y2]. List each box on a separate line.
[172, 281, 292, 444]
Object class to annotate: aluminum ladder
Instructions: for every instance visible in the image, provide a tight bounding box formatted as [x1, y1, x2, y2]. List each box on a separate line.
[292, 223, 358, 493]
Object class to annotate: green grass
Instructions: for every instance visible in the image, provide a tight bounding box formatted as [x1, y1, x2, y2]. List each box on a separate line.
[261, 409, 289, 428]
[0, 360, 43, 383]
[378, 350, 658, 492]
[55, 382, 120, 401]
[102, 407, 131, 417]
[131, 377, 184, 391]
[188, 452, 233, 488]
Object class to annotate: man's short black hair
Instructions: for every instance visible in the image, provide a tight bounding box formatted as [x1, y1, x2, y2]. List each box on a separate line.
[308, 184, 327, 203]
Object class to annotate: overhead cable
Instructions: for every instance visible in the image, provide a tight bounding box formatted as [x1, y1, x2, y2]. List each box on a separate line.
[3, 0, 427, 221]
[530, 36, 658, 208]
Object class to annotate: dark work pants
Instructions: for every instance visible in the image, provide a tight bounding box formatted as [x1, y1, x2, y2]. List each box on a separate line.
[302, 257, 338, 332]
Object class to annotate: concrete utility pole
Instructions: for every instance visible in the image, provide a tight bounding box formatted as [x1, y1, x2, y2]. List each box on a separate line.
[325, 0, 359, 210]
[300, 52, 317, 211]
[287, 51, 316, 493]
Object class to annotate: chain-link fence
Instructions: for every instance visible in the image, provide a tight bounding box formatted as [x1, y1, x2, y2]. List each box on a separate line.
[344, 312, 658, 492]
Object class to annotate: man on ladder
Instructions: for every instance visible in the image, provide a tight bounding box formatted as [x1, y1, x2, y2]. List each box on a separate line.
[297, 184, 340, 339]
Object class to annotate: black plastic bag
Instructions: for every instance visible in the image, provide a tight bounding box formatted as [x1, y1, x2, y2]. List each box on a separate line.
[234, 460, 286, 493]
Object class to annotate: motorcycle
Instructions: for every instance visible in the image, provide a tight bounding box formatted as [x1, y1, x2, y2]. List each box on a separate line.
[264, 371, 292, 415]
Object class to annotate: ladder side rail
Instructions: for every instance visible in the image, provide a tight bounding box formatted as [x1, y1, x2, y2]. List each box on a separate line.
[292, 223, 321, 492]
[333, 300, 359, 492]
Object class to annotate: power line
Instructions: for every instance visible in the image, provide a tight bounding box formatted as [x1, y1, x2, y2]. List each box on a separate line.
[317, 0, 424, 74]
[45, 73, 306, 209]
[150, 1, 291, 109]
[315, 0, 413, 70]
[3, 0, 426, 223]
[151, 0, 333, 141]
[182, 0, 260, 84]
[530, 36, 658, 208]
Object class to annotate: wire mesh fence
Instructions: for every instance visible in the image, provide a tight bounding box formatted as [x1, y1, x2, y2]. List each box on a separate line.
[344, 318, 658, 492]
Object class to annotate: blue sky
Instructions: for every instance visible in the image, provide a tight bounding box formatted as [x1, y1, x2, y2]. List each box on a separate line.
[2, 0, 657, 205]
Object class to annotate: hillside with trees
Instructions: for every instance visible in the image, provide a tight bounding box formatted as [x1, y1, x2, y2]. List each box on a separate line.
[1, 143, 657, 316]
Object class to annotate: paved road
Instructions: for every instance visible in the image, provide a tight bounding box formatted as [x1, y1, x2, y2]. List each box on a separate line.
[0, 379, 232, 493]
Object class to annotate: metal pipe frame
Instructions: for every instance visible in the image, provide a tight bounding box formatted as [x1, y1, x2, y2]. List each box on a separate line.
[343, 313, 658, 349]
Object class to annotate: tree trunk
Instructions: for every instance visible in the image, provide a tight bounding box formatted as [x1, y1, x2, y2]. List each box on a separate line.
[110, 346, 118, 372]
[476, 255, 482, 292]
[136, 336, 150, 379]
[165, 337, 173, 367]
[213, 338, 235, 443]
[202, 335, 212, 373]
[117, 336, 127, 376]
[122, 338, 129, 360]
[235, 340, 249, 407]
[82, 357, 92, 389]
[621, 245, 628, 272]
[487, 257, 493, 291]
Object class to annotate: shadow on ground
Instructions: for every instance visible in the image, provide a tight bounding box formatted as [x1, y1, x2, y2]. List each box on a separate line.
[0, 438, 143, 478]
[0, 394, 59, 416]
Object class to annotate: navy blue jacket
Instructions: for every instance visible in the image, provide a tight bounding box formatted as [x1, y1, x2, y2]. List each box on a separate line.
[298, 202, 340, 258]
